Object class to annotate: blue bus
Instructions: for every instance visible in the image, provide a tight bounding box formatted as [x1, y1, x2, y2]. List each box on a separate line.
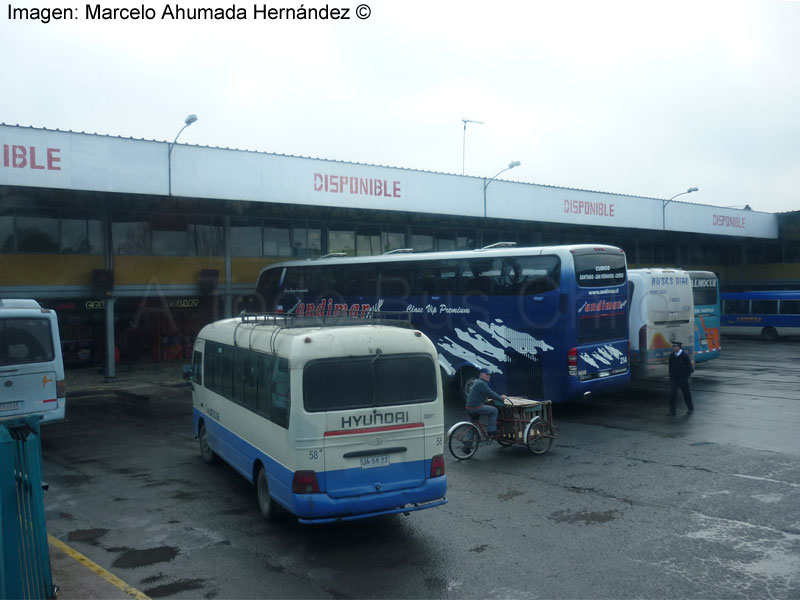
[255, 244, 630, 404]
[721, 290, 800, 341]
[689, 271, 721, 363]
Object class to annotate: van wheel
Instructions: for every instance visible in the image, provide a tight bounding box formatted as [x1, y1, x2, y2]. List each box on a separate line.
[761, 327, 778, 342]
[256, 466, 278, 521]
[198, 423, 216, 464]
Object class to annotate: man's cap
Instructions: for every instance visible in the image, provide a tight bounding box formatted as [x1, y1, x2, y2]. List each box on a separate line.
[479, 367, 492, 374]
[672, 341, 682, 347]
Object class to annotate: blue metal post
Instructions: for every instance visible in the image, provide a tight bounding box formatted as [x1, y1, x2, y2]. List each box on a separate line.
[0, 417, 54, 599]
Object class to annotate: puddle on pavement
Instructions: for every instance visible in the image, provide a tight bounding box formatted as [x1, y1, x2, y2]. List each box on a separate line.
[67, 528, 109, 545]
[142, 578, 206, 598]
[549, 509, 620, 525]
[111, 545, 179, 569]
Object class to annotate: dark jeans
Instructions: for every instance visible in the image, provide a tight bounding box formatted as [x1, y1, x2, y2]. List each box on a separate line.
[669, 377, 694, 413]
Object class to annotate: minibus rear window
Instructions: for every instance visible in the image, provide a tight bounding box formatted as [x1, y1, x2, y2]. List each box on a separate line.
[0, 318, 55, 366]
[303, 353, 438, 412]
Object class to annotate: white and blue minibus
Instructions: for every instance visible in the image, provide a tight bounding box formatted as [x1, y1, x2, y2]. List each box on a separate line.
[191, 314, 447, 524]
[254, 244, 630, 404]
[0, 299, 66, 424]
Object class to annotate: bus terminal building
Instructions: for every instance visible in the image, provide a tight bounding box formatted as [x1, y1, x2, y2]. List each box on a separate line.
[1, 123, 798, 374]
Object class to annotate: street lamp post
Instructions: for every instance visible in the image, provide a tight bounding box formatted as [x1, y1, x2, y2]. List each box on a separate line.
[168, 114, 198, 196]
[483, 161, 521, 217]
[461, 118, 484, 175]
[662, 187, 698, 230]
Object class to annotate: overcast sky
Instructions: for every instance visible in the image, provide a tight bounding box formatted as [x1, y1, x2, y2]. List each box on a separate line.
[2, 0, 799, 213]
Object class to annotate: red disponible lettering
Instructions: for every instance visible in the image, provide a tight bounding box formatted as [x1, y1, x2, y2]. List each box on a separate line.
[563, 198, 615, 217]
[313, 172, 401, 198]
[2, 144, 61, 171]
[712, 214, 746, 229]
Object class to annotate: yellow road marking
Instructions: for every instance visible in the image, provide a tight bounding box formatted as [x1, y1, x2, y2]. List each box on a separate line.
[47, 534, 151, 600]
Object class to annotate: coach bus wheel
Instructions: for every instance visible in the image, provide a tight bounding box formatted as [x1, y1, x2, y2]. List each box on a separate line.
[256, 465, 278, 521]
[198, 423, 216, 464]
[761, 327, 778, 342]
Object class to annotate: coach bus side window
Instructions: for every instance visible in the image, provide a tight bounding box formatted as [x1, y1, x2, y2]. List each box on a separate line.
[518, 256, 560, 294]
[312, 266, 342, 299]
[380, 264, 415, 298]
[340, 264, 378, 297]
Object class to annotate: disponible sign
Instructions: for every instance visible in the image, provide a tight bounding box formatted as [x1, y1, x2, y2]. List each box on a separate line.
[313, 172, 402, 198]
[564, 198, 615, 217]
[712, 213, 746, 229]
[2, 143, 62, 171]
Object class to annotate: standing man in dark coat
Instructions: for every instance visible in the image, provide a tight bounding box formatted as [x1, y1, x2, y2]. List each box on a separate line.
[667, 341, 694, 416]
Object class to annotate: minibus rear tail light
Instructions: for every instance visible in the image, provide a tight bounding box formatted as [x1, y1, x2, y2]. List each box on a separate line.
[429, 454, 445, 478]
[56, 379, 66, 399]
[292, 470, 320, 494]
[567, 348, 578, 376]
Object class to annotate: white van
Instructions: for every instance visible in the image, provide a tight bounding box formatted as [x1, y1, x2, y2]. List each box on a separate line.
[0, 299, 66, 423]
[628, 269, 694, 378]
[191, 314, 447, 524]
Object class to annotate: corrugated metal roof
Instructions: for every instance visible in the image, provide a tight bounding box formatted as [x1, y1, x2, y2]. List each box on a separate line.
[0, 122, 769, 213]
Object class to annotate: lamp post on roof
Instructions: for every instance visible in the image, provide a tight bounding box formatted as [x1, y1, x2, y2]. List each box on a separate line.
[168, 114, 198, 196]
[461, 118, 484, 175]
[483, 161, 521, 218]
[662, 187, 698, 230]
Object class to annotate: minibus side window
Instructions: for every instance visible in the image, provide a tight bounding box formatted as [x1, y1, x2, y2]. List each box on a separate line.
[256, 354, 274, 420]
[272, 358, 290, 429]
[233, 348, 247, 404]
[243, 352, 258, 411]
[192, 350, 203, 385]
[220, 345, 234, 398]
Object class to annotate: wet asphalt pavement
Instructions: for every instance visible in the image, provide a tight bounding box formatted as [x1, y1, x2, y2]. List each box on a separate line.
[42, 337, 800, 599]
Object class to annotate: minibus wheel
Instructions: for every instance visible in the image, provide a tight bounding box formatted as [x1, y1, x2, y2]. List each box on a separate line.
[198, 423, 216, 464]
[761, 327, 778, 342]
[256, 465, 278, 521]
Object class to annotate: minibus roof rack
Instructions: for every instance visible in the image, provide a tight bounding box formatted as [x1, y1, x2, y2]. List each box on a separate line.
[382, 248, 414, 255]
[317, 252, 348, 259]
[477, 241, 517, 251]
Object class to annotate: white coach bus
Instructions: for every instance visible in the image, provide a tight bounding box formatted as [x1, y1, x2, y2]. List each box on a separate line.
[0, 299, 66, 424]
[190, 313, 447, 524]
[628, 269, 694, 378]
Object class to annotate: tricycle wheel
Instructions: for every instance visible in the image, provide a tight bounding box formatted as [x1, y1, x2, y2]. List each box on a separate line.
[448, 423, 480, 460]
[525, 420, 553, 455]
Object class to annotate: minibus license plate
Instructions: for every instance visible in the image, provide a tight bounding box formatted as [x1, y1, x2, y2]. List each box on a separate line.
[0, 402, 20, 412]
[361, 455, 390, 469]
[598, 371, 610, 378]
